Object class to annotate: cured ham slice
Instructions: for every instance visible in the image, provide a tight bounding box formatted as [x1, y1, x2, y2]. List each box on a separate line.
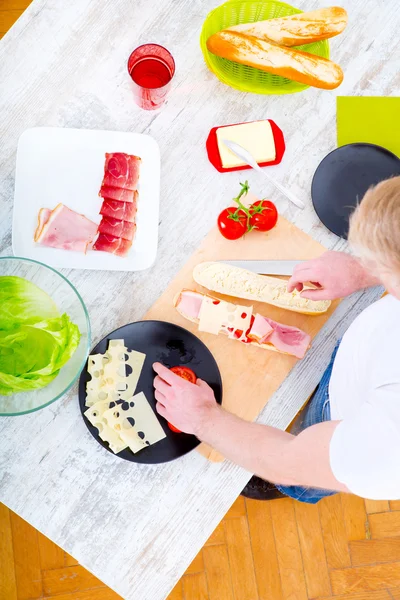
[93, 233, 120, 253]
[34, 204, 98, 253]
[101, 153, 141, 191]
[99, 186, 137, 203]
[93, 233, 132, 257]
[100, 199, 137, 223]
[174, 290, 311, 358]
[94, 152, 141, 258]
[98, 217, 136, 241]
[115, 238, 132, 257]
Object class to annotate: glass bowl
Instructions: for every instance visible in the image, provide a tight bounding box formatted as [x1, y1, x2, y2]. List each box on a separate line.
[0, 257, 91, 416]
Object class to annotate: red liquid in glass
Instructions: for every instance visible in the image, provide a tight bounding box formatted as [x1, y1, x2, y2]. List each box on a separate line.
[130, 58, 172, 89]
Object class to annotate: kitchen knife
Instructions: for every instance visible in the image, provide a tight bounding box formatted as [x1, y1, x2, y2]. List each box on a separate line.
[221, 139, 305, 210]
[215, 260, 303, 276]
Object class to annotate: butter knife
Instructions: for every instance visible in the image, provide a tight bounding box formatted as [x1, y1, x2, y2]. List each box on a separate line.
[216, 259, 302, 276]
[221, 139, 305, 210]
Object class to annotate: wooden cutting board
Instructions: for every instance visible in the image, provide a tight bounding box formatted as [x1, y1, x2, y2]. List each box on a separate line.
[144, 208, 337, 462]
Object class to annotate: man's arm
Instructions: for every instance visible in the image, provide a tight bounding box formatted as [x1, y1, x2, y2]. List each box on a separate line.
[196, 408, 349, 491]
[288, 251, 380, 300]
[153, 364, 350, 492]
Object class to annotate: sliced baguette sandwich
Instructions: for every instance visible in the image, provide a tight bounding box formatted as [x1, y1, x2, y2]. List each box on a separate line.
[193, 262, 331, 315]
[226, 7, 348, 47]
[206, 30, 344, 90]
[174, 289, 311, 358]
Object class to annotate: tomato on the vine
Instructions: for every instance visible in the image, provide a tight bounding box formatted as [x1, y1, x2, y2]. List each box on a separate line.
[249, 200, 278, 232]
[217, 182, 279, 240]
[217, 207, 248, 240]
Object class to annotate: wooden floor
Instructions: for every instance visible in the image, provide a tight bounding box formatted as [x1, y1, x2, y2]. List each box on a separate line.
[2, 4, 400, 600]
[3, 495, 400, 600]
[0, 0, 32, 39]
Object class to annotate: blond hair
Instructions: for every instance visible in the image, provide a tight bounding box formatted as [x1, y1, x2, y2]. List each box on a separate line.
[349, 176, 400, 275]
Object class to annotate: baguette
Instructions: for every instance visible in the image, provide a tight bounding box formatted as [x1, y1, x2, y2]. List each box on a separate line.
[226, 7, 348, 47]
[193, 262, 331, 315]
[173, 290, 311, 358]
[206, 30, 344, 90]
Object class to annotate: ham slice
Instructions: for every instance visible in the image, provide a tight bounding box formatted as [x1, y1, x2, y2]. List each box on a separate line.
[100, 199, 137, 223]
[176, 290, 203, 319]
[99, 186, 137, 203]
[98, 216, 136, 241]
[247, 313, 274, 342]
[34, 204, 98, 253]
[93, 233, 132, 257]
[34, 208, 52, 242]
[101, 153, 141, 191]
[248, 315, 311, 359]
[263, 318, 311, 359]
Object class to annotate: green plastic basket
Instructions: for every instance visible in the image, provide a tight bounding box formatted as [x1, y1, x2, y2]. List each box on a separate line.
[200, 0, 330, 95]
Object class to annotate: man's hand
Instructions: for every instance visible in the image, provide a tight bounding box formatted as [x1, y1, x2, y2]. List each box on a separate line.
[287, 251, 379, 301]
[153, 363, 218, 436]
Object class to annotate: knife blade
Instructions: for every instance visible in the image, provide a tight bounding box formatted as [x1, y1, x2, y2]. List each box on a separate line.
[215, 260, 302, 276]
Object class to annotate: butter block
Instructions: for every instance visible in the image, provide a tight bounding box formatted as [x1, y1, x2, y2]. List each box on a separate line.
[216, 120, 276, 168]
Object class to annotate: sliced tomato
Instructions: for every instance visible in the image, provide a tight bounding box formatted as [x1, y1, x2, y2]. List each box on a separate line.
[167, 366, 197, 433]
[217, 207, 248, 240]
[168, 423, 182, 433]
[249, 200, 278, 232]
[170, 366, 197, 384]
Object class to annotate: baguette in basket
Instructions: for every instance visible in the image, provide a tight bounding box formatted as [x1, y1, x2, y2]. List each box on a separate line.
[226, 6, 348, 47]
[206, 30, 343, 90]
[174, 289, 311, 359]
[193, 262, 331, 315]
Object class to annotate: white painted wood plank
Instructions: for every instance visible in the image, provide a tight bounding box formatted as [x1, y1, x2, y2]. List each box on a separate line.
[0, 0, 398, 599]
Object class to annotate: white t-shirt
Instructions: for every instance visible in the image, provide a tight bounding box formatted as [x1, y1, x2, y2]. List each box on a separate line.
[329, 294, 400, 500]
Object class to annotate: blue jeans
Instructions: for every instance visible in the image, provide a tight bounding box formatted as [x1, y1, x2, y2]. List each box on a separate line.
[275, 342, 340, 504]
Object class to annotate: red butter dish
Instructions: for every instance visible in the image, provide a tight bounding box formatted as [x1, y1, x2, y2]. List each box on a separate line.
[206, 119, 285, 173]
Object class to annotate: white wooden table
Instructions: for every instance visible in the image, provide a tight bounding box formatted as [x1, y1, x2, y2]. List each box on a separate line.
[0, 1, 396, 598]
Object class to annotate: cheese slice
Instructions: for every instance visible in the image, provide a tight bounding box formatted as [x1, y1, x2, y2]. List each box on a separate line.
[216, 120, 276, 168]
[224, 306, 252, 341]
[102, 348, 146, 401]
[103, 392, 166, 453]
[85, 340, 146, 407]
[87, 353, 108, 390]
[198, 297, 231, 335]
[84, 340, 152, 455]
[198, 296, 253, 339]
[84, 399, 127, 454]
[85, 386, 119, 407]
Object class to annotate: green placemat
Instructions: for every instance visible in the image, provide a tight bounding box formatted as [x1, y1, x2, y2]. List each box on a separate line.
[337, 96, 400, 158]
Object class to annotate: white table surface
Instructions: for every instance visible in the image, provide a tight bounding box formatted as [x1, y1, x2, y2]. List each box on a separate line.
[0, 0, 397, 598]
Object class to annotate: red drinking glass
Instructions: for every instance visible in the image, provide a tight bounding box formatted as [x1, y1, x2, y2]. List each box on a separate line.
[127, 44, 175, 111]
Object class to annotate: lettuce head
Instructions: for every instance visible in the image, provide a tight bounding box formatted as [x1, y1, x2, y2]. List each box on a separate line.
[0, 276, 80, 395]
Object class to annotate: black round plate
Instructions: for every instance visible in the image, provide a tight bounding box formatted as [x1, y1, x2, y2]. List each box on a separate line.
[311, 143, 400, 239]
[78, 320, 223, 464]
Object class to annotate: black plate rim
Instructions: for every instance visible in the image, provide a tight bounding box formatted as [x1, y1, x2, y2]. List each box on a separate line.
[78, 319, 223, 464]
[311, 142, 400, 238]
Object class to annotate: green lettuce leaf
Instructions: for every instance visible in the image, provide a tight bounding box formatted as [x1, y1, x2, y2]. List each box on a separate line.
[0, 276, 59, 329]
[0, 276, 81, 396]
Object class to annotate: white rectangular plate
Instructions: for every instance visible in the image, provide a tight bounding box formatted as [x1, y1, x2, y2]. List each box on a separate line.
[12, 127, 160, 271]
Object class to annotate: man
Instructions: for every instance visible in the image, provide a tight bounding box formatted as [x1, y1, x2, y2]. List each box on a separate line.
[153, 177, 400, 502]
